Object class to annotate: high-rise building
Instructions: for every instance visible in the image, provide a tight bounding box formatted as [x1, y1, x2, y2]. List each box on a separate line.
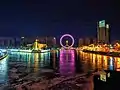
[78, 37, 96, 46]
[78, 38, 84, 47]
[106, 24, 110, 44]
[0, 37, 15, 48]
[19, 36, 56, 48]
[85, 38, 91, 45]
[97, 20, 110, 44]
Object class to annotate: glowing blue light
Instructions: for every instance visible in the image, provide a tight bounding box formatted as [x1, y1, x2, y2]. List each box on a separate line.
[99, 20, 105, 27]
[0, 56, 8, 83]
[110, 57, 113, 66]
[109, 57, 114, 70]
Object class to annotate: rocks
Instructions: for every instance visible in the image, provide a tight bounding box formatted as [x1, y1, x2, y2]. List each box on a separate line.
[6, 73, 95, 90]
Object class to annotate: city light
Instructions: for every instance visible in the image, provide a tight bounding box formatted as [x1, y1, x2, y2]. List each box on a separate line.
[60, 34, 74, 49]
[109, 57, 114, 70]
[21, 37, 24, 39]
[0, 1, 119, 89]
[59, 49, 75, 76]
[0, 56, 8, 83]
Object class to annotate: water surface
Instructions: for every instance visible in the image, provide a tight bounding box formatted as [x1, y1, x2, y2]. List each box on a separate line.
[0, 50, 120, 85]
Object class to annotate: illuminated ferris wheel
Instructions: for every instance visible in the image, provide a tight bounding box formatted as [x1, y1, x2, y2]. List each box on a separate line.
[60, 34, 74, 49]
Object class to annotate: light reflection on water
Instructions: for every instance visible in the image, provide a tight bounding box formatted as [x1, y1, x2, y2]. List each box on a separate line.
[0, 56, 8, 84]
[0, 51, 52, 84]
[59, 49, 75, 76]
[34, 53, 39, 72]
[1, 50, 120, 84]
[9, 52, 51, 68]
[80, 51, 120, 71]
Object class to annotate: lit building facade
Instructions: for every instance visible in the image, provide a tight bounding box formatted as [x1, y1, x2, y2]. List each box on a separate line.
[0, 36, 56, 49]
[33, 39, 47, 50]
[97, 20, 110, 44]
[20, 36, 56, 49]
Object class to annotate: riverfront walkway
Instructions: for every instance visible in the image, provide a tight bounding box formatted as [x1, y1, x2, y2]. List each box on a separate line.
[82, 49, 120, 57]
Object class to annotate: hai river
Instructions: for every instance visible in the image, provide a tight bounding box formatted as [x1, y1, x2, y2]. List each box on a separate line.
[0, 49, 120, 88]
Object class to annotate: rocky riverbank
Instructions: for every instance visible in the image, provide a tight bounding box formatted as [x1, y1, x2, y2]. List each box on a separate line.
[1, 72, 94, 90]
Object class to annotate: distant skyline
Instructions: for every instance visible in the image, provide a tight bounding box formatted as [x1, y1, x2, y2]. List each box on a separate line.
[0, 0, 120, 41]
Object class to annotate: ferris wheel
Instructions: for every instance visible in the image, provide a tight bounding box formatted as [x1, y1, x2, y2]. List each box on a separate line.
[60, 34, 75, 49]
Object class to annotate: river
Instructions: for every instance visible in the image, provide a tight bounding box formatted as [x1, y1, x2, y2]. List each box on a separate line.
[0, 49, 120, 89]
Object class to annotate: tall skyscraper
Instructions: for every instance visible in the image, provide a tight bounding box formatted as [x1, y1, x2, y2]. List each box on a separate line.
[106, 24, 110, 44]
[97, 20, 110, 44]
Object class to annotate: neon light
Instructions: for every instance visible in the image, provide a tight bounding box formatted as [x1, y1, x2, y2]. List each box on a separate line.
[106, 24, 109, 28]
[109, 57, 114, 70]
[110, 57, 113, 66]
[60, 34, 74, 49]
[41, 49, 50, 53]
[59, 49, 75, 76]
[99, 20, 105, 27]
[0, 56, 8, 83]
[34, 53, 39, 72]
[9, 49, 32, 52]
[34, 39, 38, 50]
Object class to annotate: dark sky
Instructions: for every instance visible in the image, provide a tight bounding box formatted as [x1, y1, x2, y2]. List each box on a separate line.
[0, 0, 120, 41]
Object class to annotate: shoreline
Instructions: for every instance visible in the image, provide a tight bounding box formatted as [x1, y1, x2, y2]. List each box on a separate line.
[0, 52, 8, 60]
[82, 50, 120, 57]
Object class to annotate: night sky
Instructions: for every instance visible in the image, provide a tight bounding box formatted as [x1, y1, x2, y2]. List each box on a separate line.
[0, 0, 120, 41]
